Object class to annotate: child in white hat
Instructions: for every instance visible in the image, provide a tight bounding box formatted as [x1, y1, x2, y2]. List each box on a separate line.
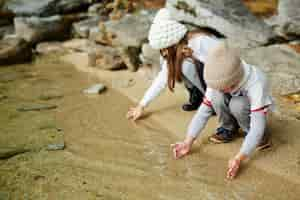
[127, 8, 221, 120]
[172, 42, 273, 179]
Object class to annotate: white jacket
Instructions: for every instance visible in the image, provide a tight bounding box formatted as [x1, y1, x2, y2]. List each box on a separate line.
[139, 35, 220, 107]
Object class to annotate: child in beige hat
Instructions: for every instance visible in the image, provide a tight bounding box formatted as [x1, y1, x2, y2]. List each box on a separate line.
[127, 8, 222, 121]
[172, 42, 273, 179]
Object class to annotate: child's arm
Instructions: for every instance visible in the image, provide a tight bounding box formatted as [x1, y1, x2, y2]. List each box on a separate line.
[139, 60, 168, 108]
[127, 60, 168, 121]
[172, 100, 214, 159]
[227, 110, 267, 179]
[239, 110, 267, 156]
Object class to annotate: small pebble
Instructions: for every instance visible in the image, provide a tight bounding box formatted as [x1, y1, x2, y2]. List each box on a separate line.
[47, 143, 65, 151]
[83, 84, 106, 94]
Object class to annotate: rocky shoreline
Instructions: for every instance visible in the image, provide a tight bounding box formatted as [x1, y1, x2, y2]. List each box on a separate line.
[0, 0, 299, 93]
[0, 0, 299, 162]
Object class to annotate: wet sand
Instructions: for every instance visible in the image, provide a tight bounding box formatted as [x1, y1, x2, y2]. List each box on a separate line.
[0, 55, 300, 199]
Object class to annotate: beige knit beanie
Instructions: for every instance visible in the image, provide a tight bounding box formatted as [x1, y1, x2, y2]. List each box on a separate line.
[204, 42, 244, 91]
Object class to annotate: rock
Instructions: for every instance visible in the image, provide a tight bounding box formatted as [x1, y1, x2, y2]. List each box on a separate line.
[36, 42, 67, 54]
[0, 146, 29, 159]
[0, 71, 20, 82]
[138, 43, 161, 80]
[63, 39, 128, 70]
[119, 46, 140, 72]
[99, 11, 154, 71]
[0, 19, 11, 26]
[137, 65, 160, 81]
[166, 0, 275, 49]
[39, 92, 64, 101]
[0, 24, 14, 39]
[83, 83, 106, 94]
[276, 22, 300, 39]
[0, 37, 32, 66]
[14, 15, 72, 45]
[88, 3, 108, 17]
[242, 45, 300, 95]
[140, 43, 160, 67]
[35, 42, 66, 54]
[2, 0, 91, 17]
[103, 11, 153, 48]
[0, 9, 15, 22]
[2, 33, 18, 40]
[61, 52, 96, 69]
[47, 143, 65, 151]
[63, 38, 92, 51]
[277, 0, 299, 22]
[17, 104, 57, 112]
[0, 192, 9, 200]
[62, 45, 126, 71]
[72, 16, 101, 38]
[88, 26, 102, 42]
[94, 46, 126, 70]
[0, 94, 8, 101]
[265, 0, 300, 39]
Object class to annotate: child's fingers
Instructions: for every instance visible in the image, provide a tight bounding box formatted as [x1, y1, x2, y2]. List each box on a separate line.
[170, 142, 181, 149]
[227, 165, 238, 179]
[170, 143, 177, 148]
[129, 107, 135, 111]
[226, 168, 233, 179]
[173, 147, 178, 159]
[126, 111, 133, 119]
[132, 115, 139, 121]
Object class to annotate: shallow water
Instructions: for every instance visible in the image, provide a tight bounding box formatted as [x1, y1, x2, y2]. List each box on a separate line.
[0, 55, 299, 199]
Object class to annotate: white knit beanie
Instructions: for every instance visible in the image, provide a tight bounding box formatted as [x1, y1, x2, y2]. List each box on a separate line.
[204, 42, 244, 91]
[148, 8, 187, 50]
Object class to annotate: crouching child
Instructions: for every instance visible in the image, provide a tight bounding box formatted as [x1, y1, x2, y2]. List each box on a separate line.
[171, 42, 273, 179]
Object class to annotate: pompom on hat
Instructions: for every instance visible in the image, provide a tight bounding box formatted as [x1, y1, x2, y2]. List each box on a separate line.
[204, 42, 244, 91]
[148, 8, 187, 50]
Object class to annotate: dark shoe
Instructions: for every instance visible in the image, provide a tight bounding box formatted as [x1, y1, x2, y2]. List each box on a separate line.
[257, 133, 272, 151]
[243, 131, 272, 151]
[182, 86, 203, 112]
[182, 103, 200, 111]
[209, 127, 235, 144]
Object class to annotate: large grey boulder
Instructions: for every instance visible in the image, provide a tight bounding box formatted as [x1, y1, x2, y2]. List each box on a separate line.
[0, 18, 11, 26]
[2, 0, 91, 17]
[166, 0, 275, 49]
[0, 24, 14, 39]
[88, 2, 108, 18]
[138, 43, 161, 81]
[36, 42, 67, 55]
[275, 0, 300, 38]
[242, 45, 300, 95]
[0, 37, 32, 65]
[102, 10, 154, 71]
[72, 16, 100, 38]
[104, 11, 153, 48]
[14, 15, 72, 45]
[62, 39, 126, 70]
[140, 43, 160, 67]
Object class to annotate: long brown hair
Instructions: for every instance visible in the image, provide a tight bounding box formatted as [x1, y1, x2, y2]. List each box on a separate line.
[162, 29, 211, 92]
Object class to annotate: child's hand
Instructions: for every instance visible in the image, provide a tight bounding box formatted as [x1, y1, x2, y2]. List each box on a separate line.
[126, 105, 144, 121]
[171, 141, 191, 159]
[227, 158, 241, 180]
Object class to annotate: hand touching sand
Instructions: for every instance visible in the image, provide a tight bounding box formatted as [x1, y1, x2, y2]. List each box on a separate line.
[126, 105, 144, 121]
[171, 137, 195, 159]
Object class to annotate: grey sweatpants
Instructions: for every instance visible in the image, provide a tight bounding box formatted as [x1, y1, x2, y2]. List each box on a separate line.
[187, 90, 267, 155]
[210, 92, 250, 133]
